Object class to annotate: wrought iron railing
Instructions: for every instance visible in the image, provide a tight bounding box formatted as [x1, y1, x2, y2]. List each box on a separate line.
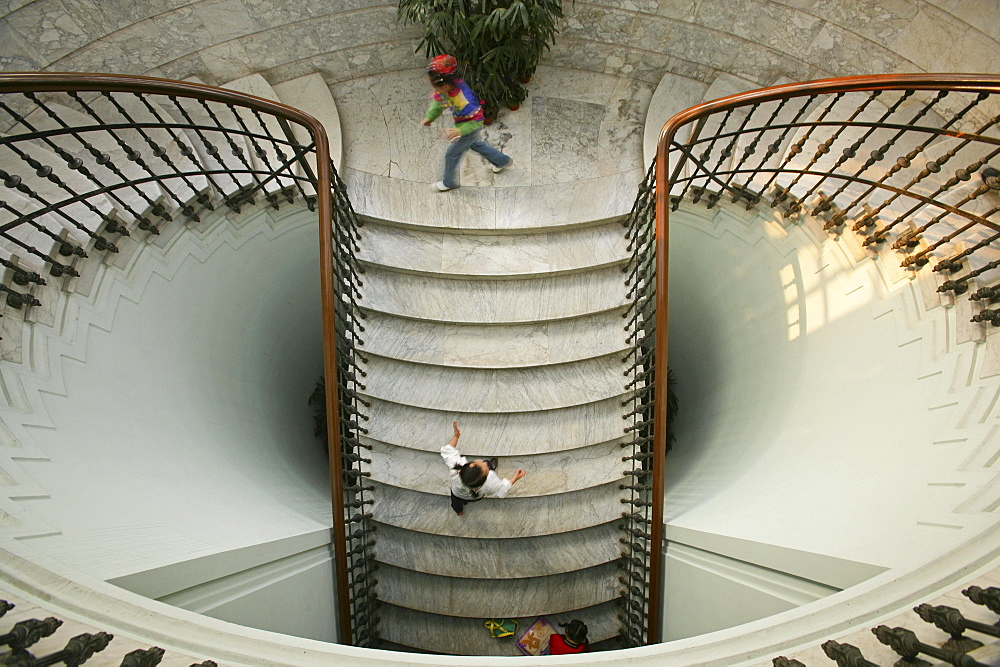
[0, 73, 373, 646]
[628, 74, 1000, 646]
[773, 585, 1000, 665]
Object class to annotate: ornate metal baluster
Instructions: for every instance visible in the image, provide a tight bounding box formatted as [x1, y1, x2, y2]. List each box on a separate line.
[874, 625, 987, 667]
[166, 96, 246, 205]
[100, 92, 202, 222]
[133, 94, 223, 211]
[0, 96, 145, 234]
[0, 154, 118, 253]
[821, 640, 879, 667]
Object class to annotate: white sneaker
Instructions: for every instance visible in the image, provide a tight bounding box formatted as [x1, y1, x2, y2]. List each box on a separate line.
[432, 181, 456, 192]
[492, 158, 514, 174]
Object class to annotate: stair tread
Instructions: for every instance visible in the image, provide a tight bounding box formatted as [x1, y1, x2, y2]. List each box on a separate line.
[378, 600, 621, 656]
[363, 397, 630, 455]
[365, 438, 628, 496]
[357, 218, 628, 277]
[369, 481, 626, 538]
[344, 167, 641, 231]
[360, 353, 628, 412]
[272, 72, 343, 170]
[360, 263, 628, 324]
[374, 522, 622, 578]
[377, 561, 620, 617]
[360, 309, 629, 368]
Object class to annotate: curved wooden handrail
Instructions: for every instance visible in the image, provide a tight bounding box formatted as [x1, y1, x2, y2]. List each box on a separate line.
[648, 72, 1000, 643]
[0, 72, 354, 643]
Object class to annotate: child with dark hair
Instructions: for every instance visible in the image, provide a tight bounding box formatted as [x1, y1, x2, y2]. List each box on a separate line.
[440, 421, 525, 515]
[549, 619, 589, 654]
[421, 54, 513, 192]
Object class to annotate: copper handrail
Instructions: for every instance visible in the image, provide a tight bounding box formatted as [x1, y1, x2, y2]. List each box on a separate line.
[0, 73, 353, 643]
[650, 73, 1000, 643]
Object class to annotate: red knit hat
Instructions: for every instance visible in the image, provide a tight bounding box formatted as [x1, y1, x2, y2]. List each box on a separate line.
[428, 54, 458, 75]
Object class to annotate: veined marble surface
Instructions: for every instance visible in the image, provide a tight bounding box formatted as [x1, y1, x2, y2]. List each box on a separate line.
[359, 353, 628, 412]
[360, 264, 628, 324]
[360, 309, 628, 368]
[365, 438, 629, 497]
[379, 600, 621, 656]
[373, 522, 621, 578]
[370, 481, 627, 538]
[358, 218, 629, 277]
[362, 396, 630, 455]
[378, 561, 620, 617]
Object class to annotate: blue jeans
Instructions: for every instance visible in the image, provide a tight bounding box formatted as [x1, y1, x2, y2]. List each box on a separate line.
[442, 129, 511, 189]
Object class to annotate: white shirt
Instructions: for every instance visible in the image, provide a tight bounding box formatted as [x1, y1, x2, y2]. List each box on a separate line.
[440, 444, 512, 501]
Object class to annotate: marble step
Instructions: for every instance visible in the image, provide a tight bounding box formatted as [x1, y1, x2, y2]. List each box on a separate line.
[218, 73, 301, 196]
[162, 78, 259, 198]
[359, 353, 629, 412]
[360, 309, 629, 368]
[0, 140, 112, 245]
[365, 438, 628, 496]
[377, 561, 620, 617]
[377, 600, 621, 656]
[11, 102, 166, 222]
[362, 396, 630, 456]
[357, 219, 628, 278]
[88, 93, 211, 207]
[359, 263, 628, 324]
[272, 72, 343, 172]
[369, 481, 627, 538]
[374, 522, 622, 579]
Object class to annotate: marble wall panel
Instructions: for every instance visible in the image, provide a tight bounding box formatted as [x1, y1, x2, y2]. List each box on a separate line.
[892, 4, 1000, 74]
[531, 96, 603, 185]
[234, 20, 325, 72]
[51, 6, 215, 74]
[768, 0, 918, 47]
[927, 0, 1000, 42]
[192, 0, 256, 42]
[236, 0, 384, 32]
[0, 0, 34, 17]
[60, 0, 192, 36]
[0, 19, 43, 71]
[3, 0, 91, 64]
[562, 2, 637, 47]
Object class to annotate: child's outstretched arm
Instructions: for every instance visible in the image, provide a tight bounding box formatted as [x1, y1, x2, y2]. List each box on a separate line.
[448, 420, 460, 449]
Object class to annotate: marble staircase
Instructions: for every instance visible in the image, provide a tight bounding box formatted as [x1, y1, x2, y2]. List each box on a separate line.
[355, 212, 634, 654]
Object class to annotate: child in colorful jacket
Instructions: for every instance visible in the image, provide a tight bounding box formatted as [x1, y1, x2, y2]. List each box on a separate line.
[421, 54, 513, 191]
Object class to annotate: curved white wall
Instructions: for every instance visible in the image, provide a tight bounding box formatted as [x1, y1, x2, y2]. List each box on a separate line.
[663, 205, 1000, 637]
[8, 210, 328, 579]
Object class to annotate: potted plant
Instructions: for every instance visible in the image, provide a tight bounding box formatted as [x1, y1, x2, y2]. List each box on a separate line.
[397, 0, 565, 120]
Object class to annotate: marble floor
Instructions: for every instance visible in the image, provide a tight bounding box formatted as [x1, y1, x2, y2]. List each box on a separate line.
[333, 64, 655, 223]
